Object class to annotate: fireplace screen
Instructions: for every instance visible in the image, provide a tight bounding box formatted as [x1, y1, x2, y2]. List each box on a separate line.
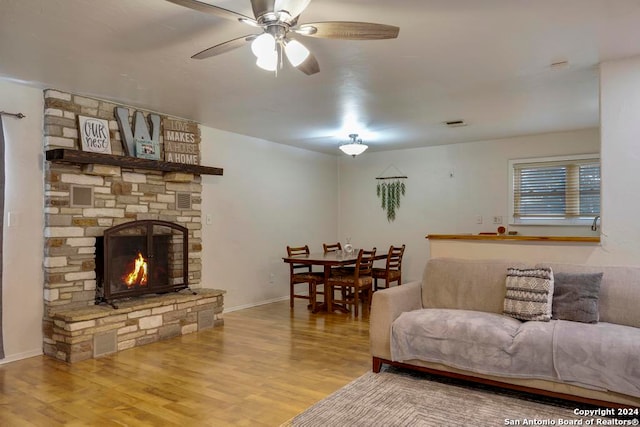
[96, 220, 188, 304]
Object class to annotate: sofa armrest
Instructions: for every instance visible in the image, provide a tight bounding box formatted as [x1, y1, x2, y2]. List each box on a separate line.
[370, 280, 423, 360]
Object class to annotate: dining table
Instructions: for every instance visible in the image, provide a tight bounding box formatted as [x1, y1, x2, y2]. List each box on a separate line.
[282, 249, 386, 313]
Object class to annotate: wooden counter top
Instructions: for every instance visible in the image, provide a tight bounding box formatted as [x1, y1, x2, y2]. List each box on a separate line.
[426, 234, 600, 243]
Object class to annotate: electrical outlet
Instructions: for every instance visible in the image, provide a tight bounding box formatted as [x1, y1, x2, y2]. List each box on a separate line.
[475, 215, 483, 224]
[493, 216, 503, 224]
[206, 214, 212, 225]
[269, 273, 275, 285]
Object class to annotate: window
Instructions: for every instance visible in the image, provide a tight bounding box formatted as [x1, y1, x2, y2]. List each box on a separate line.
[509, 154, 600, 225]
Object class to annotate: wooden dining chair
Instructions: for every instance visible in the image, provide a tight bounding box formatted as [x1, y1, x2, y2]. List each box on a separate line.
[286, 245, 324, 310]
[322, 242, 342, 253]
[327, 248, 376, 317]
[323, 241, 353, 279]
[372, 244, 405, 291]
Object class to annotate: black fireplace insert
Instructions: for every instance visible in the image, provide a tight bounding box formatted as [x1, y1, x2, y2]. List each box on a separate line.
[96, 220, 189, 305]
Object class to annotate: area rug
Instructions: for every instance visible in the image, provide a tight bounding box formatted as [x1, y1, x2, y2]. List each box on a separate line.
[283, 367, 619, 427]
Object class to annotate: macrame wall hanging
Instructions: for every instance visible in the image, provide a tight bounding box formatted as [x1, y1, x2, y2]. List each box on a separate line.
[376, 165, 408, 222]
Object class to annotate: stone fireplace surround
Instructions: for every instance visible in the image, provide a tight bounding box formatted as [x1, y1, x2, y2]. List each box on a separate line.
[42, 90, 224, 363]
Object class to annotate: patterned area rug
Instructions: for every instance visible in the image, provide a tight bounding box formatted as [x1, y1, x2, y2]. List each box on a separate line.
[283, 366, 625, 427]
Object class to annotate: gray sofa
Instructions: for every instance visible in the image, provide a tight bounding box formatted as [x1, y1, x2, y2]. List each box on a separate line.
[370, 258, 640, 407]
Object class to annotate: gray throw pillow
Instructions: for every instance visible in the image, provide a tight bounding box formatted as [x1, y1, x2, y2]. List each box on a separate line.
[552, 272, 603, 323]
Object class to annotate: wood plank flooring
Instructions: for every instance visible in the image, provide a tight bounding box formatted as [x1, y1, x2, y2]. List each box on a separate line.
[0, 300, 372, 426]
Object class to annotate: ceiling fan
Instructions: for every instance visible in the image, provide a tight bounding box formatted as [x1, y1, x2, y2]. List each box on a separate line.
[166, 0, 400, 75]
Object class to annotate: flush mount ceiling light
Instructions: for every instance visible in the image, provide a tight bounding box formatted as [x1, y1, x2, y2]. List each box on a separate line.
[339, 134, 368, 157]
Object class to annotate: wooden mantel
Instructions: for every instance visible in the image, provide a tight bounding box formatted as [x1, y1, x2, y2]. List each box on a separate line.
[426, 234, 600, 243]
[46, 149, 223, 176]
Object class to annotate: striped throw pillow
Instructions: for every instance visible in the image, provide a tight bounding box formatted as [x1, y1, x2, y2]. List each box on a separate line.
[503, 267, 554, 321]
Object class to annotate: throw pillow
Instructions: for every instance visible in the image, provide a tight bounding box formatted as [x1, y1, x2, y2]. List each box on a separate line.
[503, 267, 554, 321]
[552, 272, 603, 323]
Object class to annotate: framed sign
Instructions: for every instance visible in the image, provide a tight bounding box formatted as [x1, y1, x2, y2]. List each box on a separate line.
[78, 115, 112, 154]
[163, 118, 200, 165]
[135, 138, 160, 160]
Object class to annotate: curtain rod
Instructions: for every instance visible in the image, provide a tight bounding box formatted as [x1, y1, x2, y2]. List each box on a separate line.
[0, 111, 26, 119]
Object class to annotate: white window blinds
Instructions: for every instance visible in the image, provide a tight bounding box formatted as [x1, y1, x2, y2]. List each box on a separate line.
[512, 157, 600, 223]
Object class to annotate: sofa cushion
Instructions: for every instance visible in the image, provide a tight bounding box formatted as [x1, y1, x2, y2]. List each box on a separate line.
[554, 320, 640, 398]
[422, 258, 527, 314]
[552, 272, 603, 323]
[391, 309, 557, 380]
[503, 267, 554, 321]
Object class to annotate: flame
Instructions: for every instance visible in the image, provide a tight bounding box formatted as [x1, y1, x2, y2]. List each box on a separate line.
[123, 252, 148, 287]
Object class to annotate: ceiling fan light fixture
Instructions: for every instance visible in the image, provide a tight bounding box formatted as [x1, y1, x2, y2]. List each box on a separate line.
[339, 133, 368, 157]
[284, 39, 310, 66]
[256, 49, 278, 71]
[251, 33, 276, 58]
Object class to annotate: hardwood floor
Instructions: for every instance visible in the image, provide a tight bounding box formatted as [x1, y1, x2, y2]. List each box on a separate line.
[0, 300, 372, 426]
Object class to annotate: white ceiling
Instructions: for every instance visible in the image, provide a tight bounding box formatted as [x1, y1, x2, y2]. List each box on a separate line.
[1, 0, 640, 155]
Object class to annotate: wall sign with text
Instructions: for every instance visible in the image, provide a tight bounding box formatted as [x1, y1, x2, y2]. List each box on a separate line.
[79, 116, 112, 154]
[163, 118, 200, 165]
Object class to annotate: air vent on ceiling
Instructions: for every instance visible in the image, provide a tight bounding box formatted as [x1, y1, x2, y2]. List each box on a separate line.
[550, 60, 569, 70]
[444, 120, 467, 128]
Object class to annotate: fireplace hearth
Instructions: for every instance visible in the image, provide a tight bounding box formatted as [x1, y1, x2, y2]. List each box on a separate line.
[96, 220, 189, 306]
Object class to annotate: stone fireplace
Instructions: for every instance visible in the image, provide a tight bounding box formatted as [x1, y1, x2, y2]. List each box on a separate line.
[41, 90, 224, 363]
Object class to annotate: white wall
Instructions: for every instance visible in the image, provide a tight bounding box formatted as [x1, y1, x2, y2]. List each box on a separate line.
[199, 128, 338, 310]
[0, 80, 45, 363]
[338, 129, 600, 283]
[598, 55, 640, 265]
[428, 56, 640, 267]
[388, 55, 640, 271]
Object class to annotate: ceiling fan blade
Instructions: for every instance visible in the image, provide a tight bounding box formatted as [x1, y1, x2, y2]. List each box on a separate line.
[296, 52, 320, 76]
[166, 0, 257, 25]
[275, 0, 311, 18]
[251, 0, 275, 18]
[191, 35, 257, 60]
[294, 21, 400, 40]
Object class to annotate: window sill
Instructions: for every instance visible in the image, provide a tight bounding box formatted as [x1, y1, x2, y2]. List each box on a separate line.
[426, 234, 600, 243]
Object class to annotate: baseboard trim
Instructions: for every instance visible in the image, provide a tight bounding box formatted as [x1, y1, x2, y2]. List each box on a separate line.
[225, 296, 289, 313]
[0, 349, 43, 365]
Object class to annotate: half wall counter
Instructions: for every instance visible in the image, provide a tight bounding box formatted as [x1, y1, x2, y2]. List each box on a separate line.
[426, 234, 601, 265]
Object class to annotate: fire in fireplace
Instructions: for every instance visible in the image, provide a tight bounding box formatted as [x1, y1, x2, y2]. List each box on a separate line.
[123, 252, 148, 287]
[96, 220, 189, 305]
